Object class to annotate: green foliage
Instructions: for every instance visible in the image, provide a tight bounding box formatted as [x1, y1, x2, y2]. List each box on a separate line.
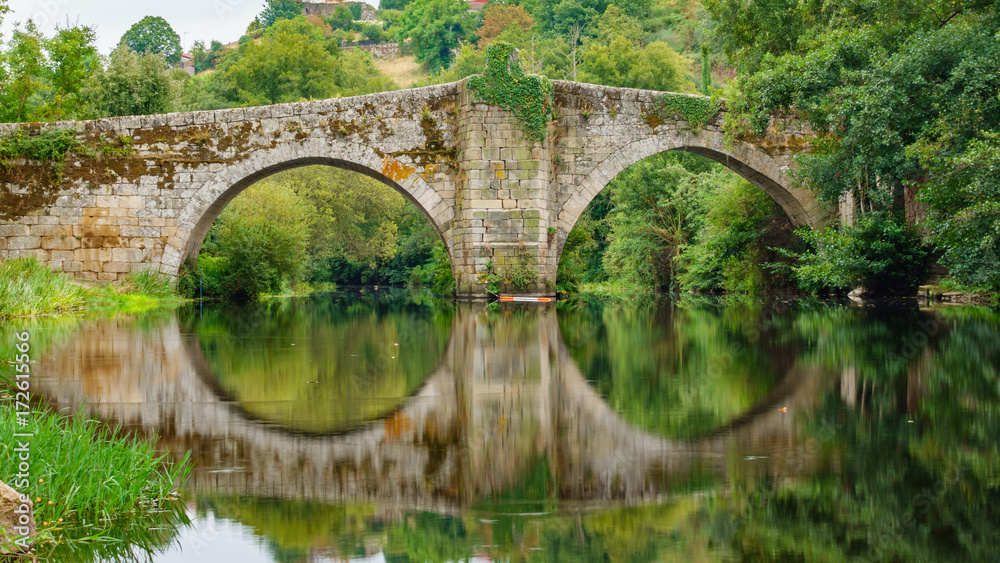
[505, 253, 540, 291]
[116, 268, 175, 298]
[917, 132, 1000, 293]
[678, 178, 799, 294]
[1, 21, 48, 122]
[713, 1, 1000, 213]
[85, 46, 177, 117]
[651, 92, 721, 129]
[468, 42, 554, 144]
[259, 0, 303, 29]
[212, 17, 340, 105]
[557, 225, 588, 294]
[0, 395, 190, 557]
[396, 0, 478, 72]
[327, 4, 356, 30]
[190, 40, 225, 73]
[579, 6, 694, 92]
[200, 182, 314, 302]
[701, 44, 711, 95]
[0, 128, 79, 167]
[380, 0, 415, 9]
[184, 17, 396, 108]
[792, 213, 929, 296]
[119, 16, 182, 65]
[44, 25, 99, 121]
[601, 152, 718, 291]
[0, 257, 90, 317]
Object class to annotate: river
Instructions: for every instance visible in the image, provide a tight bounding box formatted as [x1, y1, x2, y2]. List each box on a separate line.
[27, 289, 1000, 561]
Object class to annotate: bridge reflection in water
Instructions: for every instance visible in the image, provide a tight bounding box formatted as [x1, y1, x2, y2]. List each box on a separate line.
[32, 296, 832, 516]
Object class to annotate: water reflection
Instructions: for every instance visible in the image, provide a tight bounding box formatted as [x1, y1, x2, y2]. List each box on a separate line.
[26, 293, 1000, 561]
[187, 291, 451, 434]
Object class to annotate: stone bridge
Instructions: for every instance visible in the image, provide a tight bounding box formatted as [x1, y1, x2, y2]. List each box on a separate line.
[32, 305, 833, 508]
[0, 61, 827, 297]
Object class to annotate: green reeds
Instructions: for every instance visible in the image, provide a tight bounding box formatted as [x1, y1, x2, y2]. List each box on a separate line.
[0, 258, 90, 318]
[0, 398, 192, 558]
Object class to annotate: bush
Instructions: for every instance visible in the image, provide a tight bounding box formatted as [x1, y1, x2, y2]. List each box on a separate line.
[678, 178, 800, 294]
[793, 213, 929, 296]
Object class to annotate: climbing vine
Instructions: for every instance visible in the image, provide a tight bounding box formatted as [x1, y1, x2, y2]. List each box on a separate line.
[649, 93, 722, 131]
[467, 42, 554, 144]
[0, 128, 80, 170]
[0, 128, 136, 183]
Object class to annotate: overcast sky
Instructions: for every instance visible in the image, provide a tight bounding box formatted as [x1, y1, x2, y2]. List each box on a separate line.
[2, 0, 380, 54]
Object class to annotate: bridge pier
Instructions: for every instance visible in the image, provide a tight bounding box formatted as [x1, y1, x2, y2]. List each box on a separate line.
[449, 86, 558, 298]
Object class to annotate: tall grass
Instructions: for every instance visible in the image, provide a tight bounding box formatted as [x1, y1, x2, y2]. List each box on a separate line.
[0, 258, 91, 317]
[0, 258, 181, 319]
[0, 396, 192, 558]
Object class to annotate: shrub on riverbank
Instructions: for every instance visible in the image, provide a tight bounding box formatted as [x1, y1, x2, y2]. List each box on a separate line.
[791, 213, 929, 297]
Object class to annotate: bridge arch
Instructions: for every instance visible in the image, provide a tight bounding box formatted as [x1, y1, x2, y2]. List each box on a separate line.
[161, 139, 456, 276]
[555, 130, 825, 250]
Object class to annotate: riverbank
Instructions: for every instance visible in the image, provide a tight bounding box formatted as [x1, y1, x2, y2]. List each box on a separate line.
[0, 392, 192, 559]
[0, 257, 186, 319]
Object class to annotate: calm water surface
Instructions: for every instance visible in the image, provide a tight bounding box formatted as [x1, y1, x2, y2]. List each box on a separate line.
[27, 290, 1000, 561]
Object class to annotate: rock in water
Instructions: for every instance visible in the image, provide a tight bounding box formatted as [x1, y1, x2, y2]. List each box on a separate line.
[0, 480, 35, 554]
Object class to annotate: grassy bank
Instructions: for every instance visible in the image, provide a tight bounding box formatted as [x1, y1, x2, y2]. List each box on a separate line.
[1, 258, 192, 558]
[0, 392, 191, 559]
[0, 258, 184, 319]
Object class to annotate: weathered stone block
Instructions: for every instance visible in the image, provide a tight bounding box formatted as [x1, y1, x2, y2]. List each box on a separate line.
[7, 237, 40, 250]
[41, 236, 81, 251]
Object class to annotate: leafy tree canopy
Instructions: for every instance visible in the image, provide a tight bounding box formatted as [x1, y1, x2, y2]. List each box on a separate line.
[708, 0, 1000, 290]
[580, 7, 694, 92]
[259, 0, 303, 29]
[477, 4, 535, 46]
[85, 46, 177, 117]
[120, 16, 183, 65]
[396, 0, 478, 72]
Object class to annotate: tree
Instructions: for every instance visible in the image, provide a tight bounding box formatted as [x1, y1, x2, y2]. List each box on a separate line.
[917, 133, 1000, 291]
[120, 16, 182, 65]
[215, 17, 340, 105]
[259, 0, 303, 29]
[1, 21, 47, 122]
[326, 4, 355, 31]
[379, 0, 415, 9]
[601, 153, 715, 290]
[46, 25, 99, 120]
[707, 1, 1000, 293]
[191, 40, 225, 73]
[86, 47, 176, 117]
[580, 7, 693, 92]
[477, 5, 534, 46]
[203, 182, 314, 301]
[396, 0, 478, 72]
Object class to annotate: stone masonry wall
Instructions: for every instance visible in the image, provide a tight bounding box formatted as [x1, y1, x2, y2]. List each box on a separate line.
[449, 86, 557, 296]
[0, 84, 461, 283]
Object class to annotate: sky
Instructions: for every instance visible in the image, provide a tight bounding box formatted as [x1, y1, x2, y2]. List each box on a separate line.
[2, 0, 380, 54]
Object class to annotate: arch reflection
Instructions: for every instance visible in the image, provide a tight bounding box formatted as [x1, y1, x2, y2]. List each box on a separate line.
[185, 289, 452, 435]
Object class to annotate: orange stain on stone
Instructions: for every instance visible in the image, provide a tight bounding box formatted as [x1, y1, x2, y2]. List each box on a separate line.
[381, 157, 416, 185]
